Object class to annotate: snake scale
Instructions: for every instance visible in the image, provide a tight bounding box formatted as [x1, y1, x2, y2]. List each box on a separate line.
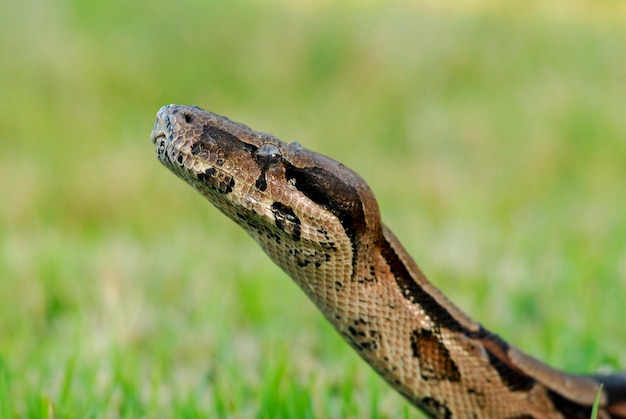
[151, 104, 626, 418]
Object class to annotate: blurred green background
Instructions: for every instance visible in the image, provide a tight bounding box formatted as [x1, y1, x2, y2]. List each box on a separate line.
[1, 0, 625, 417]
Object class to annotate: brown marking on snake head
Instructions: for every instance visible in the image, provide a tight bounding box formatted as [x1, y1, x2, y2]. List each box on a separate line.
[284, 164, 366, 258]
[201, 125, 254, 156]
[219, 176, 235, 194]
[197, 168, 236, 194]
[255, 173, 268, 191]
[271, 202, 301, 241]
[411, 329, 461, 382]
[196, 167, 216, 181]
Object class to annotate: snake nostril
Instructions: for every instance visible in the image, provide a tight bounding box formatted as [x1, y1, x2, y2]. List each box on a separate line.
[183, 112, 193, 124]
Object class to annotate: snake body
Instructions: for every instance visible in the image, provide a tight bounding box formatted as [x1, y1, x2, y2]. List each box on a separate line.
[151, 104, 626, 418]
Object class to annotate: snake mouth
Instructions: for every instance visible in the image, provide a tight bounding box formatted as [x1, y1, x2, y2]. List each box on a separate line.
[150, 129, 166, 145]
[151, 126, 175, 168]
[151, 105, 172, 145]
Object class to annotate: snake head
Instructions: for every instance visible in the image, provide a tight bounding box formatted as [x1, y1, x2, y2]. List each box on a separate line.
[151, 104, 382, 284]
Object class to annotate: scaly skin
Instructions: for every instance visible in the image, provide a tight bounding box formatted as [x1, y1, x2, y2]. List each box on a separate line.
[151, 104, 626, 418]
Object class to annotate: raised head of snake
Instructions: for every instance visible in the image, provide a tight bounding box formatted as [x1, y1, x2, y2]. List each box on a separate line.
[151, 104, 626, 418]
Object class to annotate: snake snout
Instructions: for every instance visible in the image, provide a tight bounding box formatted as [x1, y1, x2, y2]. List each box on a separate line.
[151, 105, 175, 145]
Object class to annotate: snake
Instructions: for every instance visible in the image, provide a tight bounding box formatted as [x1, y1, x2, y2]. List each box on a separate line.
[151, 104, 626, 418]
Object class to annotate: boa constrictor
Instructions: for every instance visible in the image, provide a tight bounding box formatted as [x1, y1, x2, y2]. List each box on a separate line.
[151, 104, 626, 418]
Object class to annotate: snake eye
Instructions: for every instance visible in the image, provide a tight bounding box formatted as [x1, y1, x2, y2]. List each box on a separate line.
[256, 144, 282, 168]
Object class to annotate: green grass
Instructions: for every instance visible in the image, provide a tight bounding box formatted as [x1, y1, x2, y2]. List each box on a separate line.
[1, 0, 625, 417]
[591, 384, 603, 419]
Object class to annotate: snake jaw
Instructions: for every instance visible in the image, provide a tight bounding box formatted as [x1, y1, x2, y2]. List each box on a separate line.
[150, 126, 166, 145]
[151, 105, 177, 167]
